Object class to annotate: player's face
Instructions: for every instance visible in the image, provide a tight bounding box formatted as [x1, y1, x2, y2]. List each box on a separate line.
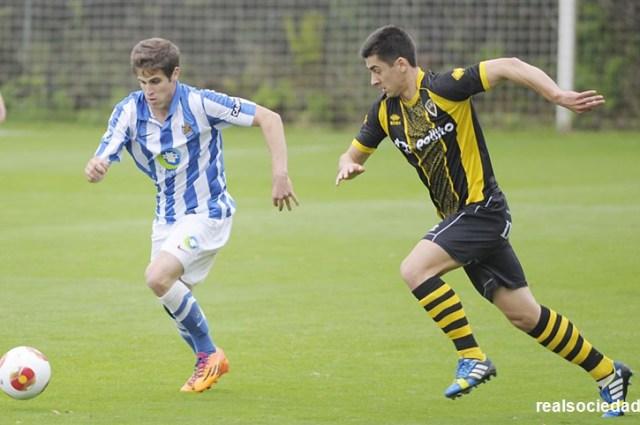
[136, 67, 180, 111]
[365, 55, 405, 98]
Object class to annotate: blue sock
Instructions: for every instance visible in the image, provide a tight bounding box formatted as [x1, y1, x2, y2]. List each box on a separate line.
[162, 305, 196, 353]
[160, 281, 216, 354]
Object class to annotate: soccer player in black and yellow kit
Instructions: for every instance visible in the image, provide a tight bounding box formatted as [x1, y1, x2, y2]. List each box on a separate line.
[336, 25, 631, 417]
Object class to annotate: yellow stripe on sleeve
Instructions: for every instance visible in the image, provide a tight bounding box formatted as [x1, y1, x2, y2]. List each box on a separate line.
[479, 61, 491, 91]
[351, 139, 376, 154]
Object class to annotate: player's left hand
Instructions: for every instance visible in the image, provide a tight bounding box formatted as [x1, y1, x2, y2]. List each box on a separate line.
[558, 90, 605, 114]
[272, 174, 299, 211]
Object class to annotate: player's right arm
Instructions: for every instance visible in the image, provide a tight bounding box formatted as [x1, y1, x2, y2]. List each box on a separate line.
[484, 57, 605, 113]
[336, 99, 387, 186]
[336, 145, 370, 186]
[85, 97, 134, 183]
[84, 157, 110, 183]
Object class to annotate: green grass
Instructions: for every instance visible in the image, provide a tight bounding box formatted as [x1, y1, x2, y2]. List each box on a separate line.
[0, 123, 639, 424]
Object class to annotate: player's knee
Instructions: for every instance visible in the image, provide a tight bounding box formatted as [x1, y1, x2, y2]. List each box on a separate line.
[400, 258, 435, 289]
[504, 310, 538, 332]
[144, 264, 171, 296]
[399, 258, 414, 285]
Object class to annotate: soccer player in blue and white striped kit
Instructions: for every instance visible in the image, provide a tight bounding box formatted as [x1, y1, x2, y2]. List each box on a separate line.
[84, 38, 298, 393]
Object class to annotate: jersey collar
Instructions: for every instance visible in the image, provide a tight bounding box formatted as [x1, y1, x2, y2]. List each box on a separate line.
[401, 68, 426, 107]
[166, 82, 182, 117]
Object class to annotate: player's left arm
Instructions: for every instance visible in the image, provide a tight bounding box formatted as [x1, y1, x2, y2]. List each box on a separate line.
[483, 57, 605, 113]
[252, 104, 299, 211]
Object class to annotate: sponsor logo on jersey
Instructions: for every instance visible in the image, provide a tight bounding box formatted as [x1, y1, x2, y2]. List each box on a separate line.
[392, 123, 456, 154]
[157, 148, 181, 170]
[451, 68, 465, 80]
[415, 122, 456, 151]
[390, 114, 402, 126]
[392, 138, 412, 154]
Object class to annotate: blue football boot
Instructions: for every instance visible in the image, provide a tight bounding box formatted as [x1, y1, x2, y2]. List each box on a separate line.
[445, 357, 497, 399]
[599, 361, 632, 418]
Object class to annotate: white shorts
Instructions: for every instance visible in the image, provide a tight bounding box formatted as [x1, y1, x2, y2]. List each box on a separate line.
[150, 214, 233, 286]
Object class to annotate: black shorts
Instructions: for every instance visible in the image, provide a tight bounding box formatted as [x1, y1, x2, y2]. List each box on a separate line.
[423, 192, 527, 301]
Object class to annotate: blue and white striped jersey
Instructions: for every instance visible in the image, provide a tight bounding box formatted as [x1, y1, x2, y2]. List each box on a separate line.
[95, 82, 256, 224]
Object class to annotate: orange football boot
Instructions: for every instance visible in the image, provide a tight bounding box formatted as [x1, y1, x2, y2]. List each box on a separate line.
[180, 348, 229, 393]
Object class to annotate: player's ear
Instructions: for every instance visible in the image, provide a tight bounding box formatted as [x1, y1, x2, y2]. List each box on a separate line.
[171, 66, 181, 81]
[395, 57, 409, 72]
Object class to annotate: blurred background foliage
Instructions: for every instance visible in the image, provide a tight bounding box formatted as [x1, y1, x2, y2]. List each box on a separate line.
[0, 0, 637, 129]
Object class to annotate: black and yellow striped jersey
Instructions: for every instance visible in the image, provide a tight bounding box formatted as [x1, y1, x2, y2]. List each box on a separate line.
[353, 62, 499, 218]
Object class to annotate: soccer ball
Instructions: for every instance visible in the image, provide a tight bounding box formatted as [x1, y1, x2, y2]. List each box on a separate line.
[0, 346, 51, 400]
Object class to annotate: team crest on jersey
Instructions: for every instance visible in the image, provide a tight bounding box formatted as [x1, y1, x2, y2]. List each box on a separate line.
[157, 148, 181, 170]
[451, 68, 465, 80]
[424, 99, 438, 117]
[390, 114, 402, 126]
[182, 123, 193, 136]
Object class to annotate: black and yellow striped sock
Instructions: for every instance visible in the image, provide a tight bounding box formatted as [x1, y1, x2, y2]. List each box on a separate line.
[528, 305, 614, 381]
[412, 276, 485, 360]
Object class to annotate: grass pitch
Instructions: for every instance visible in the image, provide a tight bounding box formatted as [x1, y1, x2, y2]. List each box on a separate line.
[0, 123, 639, 424]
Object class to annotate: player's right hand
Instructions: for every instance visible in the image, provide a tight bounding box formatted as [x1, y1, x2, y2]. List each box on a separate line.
[335, 163, 365, 186]
[557, 89, 605, 114]
[84, 157, 110, 183]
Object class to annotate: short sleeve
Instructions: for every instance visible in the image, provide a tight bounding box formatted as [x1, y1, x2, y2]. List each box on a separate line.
[95, 98, 133, 163]
[353, 99, 387, 153]
[428, 62, 490, 101]
[201, 89, 257, 128]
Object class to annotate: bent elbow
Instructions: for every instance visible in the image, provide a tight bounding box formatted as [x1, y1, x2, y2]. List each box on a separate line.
[263, 108, 283, 129]
[270, 109, 283, 125]
[506, 57, 524, 68]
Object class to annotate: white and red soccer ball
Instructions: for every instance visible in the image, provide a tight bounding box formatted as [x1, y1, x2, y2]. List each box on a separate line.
[0, 346, 51, 400]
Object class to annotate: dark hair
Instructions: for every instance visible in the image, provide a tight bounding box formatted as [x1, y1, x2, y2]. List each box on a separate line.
[360, 25, 417, 67]
[130, 38, 180, 78]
